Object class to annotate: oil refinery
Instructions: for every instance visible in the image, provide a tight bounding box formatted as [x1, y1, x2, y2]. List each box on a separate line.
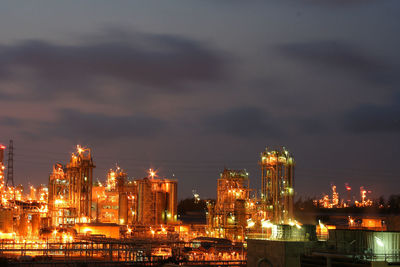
[0, 142, 399, 267]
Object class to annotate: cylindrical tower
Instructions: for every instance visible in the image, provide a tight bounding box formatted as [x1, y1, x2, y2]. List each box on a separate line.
[0, 144, 5, 186]
[260, 147, 295, 224]
[119, 192, 128, 224]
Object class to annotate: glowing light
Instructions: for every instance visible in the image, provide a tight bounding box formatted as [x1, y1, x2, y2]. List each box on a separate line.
[247, 219, 255, 228]
[77, 145, 84, 154]
[149, 168, 156, 179]
[375, 236, 384, 247]
[83, 228, 92, 234]
[261, 220, 273, 228]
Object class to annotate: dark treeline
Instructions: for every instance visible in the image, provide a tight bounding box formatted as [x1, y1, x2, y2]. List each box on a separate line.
[178, 198, 209, 215]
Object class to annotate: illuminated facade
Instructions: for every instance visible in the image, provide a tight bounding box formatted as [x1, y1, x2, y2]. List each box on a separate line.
[136, 176, 178, 225]
[48, 146, 95, 226]
[92, 168, 177, 226]
[260, 147, 295, 224]
[92, 166, 136, 225]
[0, 144, 5, 190]
[66, 146, 95, 221]
[48, 163, 74, 226]
[207, 169, 252, 240]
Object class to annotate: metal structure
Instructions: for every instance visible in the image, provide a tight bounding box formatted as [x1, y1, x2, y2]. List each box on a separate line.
[207, 169, 251, 240]
[48, 163, 74, 226]
[137, 176, 178, 225]
[0, 235, 246, 266]
[0, 144, 5, 188]
[92, 166, 132, 224]
[6, 140, 14, 187]
[260, 147, 295, 224]
[66, 146, 95, 221]
[48, 146, 95, 226]
[92, 167, 177, 226]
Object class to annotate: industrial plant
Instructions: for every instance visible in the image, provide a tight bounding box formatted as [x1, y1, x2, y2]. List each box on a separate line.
[0, 142, 399, 267]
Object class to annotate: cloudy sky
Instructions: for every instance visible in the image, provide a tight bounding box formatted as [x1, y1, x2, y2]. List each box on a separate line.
[0, 0, 399, 200]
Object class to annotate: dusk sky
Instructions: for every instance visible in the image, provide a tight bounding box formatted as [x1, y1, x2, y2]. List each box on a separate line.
[0, 1, 399, 200]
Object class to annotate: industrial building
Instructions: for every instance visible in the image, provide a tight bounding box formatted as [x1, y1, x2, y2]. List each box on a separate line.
[260, 147, 295, 224]
[92, 167, 178, 226]
[0, 143, 398, 266]
[48, 146, 95, 226]
[207, 168, 255, 240]
[0, 144, 5, 186]
[207, 147, 296, 240]
[136, 175, 178, 225]
[247, 229, 400, 267]
[92, 166, 132, 224]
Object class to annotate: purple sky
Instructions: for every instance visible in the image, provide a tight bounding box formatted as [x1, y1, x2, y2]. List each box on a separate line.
[0, 0, 399, 200]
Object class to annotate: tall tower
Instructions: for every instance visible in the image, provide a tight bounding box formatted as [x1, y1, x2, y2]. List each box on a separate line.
[206, 169, 250, 240]
[66, 146, 95, 222]
[0, 144, 6, 187]
[48, 163, 71, 226]
[260, 147, 295, 224]
[6, 140, 14, 187]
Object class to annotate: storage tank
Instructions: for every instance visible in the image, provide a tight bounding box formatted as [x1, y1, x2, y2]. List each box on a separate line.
[138, 178, 153, 224]
[166, 181, 178, 223]
[18, 213, 28, 237]
[31, 213, 40, 236]
[0, 209, 13, 233]
[119, 192, 128, 225]
[155, 191, 167, 224]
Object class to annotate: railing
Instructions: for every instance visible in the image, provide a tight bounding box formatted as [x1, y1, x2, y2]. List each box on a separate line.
[6, 260, 247, 266]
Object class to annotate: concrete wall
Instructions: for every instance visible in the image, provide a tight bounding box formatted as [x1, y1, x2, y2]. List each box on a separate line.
[247, 239, 310, 267]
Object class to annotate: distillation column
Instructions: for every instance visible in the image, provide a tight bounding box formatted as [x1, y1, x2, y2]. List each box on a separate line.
[260, 147, 295, 224]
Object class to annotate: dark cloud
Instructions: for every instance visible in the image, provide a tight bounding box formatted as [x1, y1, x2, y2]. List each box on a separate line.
[295, 118, 327, 134]
[276, 41, 398, 86]
[301, 0, 376, 6]
[0, 117, 22, 127]
[201, 106, 332, 138]
[342, 98, 400, 133]
[202, 107, 279, 138]
[1, 109, 167, 140]
[0, 30, 226, 100]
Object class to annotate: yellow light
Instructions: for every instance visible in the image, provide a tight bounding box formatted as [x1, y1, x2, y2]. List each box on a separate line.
[83, 228, 92, 234]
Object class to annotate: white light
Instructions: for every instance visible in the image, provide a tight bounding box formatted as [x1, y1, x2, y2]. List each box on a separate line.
[262, 220, 273, 228]
[247, 220, 255, 228]
[375, 236, 384, 247]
